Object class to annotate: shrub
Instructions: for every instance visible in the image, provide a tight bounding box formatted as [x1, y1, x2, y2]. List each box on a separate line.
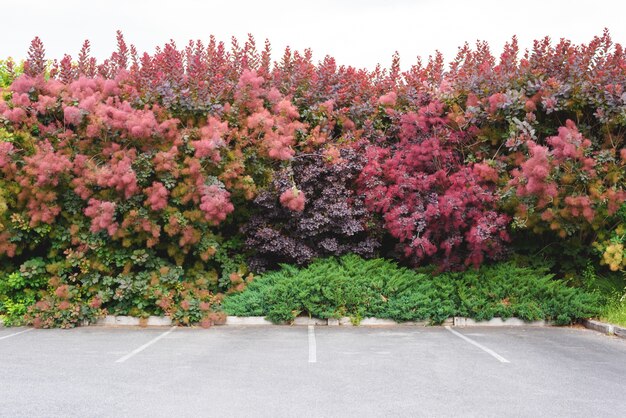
[222, 255, 601, 325]
[0, 259, 48, 326]
[449, 262, 602, 325]
[1, 31, 626, 325]
[242, 148, 380, 271]
[223, 255, 453, 323]
[25, 286, 104, 329]
[359, 102, 510, 270]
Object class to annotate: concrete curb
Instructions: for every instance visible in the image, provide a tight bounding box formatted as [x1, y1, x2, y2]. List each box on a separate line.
[225, 316, 274, 326]
[453, 317, 551, 327]
[94, 315, 172, 327]
[4, 315, 622, 332]
[292, 317, 327, 326]
[84, 315, 563, 328]
[582, 319, 626, 339]
[199, 316, 544, 327]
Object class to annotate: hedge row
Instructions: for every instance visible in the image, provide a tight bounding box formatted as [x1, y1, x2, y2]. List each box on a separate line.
[0, 31, 624, 327]
[222, 255, 603, 325]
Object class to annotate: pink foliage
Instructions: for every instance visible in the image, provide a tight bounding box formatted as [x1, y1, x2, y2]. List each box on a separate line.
[84, 199, 118, 236]
[153, 146, 180, 177]
[63, 106, 83, 125]
[511, 141, 557, 206]
[378, 92, 397, 106]
[96, 148, 139, 199]
[279, 188, 306, 212]
[235, 69, 265, 109]
[488, 93, 507, 113]
[144, 181, 169, 211]
[0, 142, 14, 170]
[199, 185, 235, 225]
[21, 141, 72, 188]
[2, 107, 27, 124]
[266, 132, 295, 160]
[191, 116, 228, 161]
[510, 120, 615, 228]
[360, 110, 509, 269]
[547, 120, 591, 161]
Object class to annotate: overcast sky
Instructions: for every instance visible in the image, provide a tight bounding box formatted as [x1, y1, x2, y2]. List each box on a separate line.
[3, 0, 626, 70]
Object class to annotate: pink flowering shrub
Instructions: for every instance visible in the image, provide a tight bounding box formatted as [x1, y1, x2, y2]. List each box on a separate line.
[359, 103, 510, 269]
[508, 120, 626, 243]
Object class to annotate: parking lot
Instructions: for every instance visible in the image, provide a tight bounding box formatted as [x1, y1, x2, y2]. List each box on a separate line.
[0, 325, 625, 417]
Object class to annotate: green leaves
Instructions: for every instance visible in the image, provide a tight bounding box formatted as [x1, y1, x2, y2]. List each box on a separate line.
[223, 256, 602, 325]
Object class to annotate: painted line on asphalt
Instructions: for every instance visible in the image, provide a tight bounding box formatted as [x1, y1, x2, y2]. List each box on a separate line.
[0, 328, 33, 341]
[308, 325, 317, 363]
[115, 326, 177, 363]
[445, 326, 510, 363]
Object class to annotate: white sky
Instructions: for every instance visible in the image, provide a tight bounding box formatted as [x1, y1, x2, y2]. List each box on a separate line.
[3, 0, 626, 70]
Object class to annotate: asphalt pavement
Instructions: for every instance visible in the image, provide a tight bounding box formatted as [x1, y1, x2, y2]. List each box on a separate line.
[0, 325, 625, 417]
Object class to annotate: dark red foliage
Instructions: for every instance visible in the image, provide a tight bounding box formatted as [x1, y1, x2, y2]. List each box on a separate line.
[359, 103, 510, 269]
[243, 149, 380, 271]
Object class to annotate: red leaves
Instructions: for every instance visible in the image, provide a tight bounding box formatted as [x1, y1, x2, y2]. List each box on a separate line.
[24, 37, 46, 77]
[360, 103, 509, 269]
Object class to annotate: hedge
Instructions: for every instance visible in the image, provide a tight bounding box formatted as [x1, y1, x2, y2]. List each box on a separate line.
[0, 31, 624, 327]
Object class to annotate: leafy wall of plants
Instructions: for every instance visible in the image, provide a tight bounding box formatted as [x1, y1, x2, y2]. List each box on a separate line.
[0, 31, 624, 327]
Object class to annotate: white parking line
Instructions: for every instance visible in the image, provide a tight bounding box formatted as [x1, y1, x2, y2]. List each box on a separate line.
[308, 325, 317, 363]
[445, 326, 510, 363]
[0, 328, 33, 340]
[115, 326, 177, 363]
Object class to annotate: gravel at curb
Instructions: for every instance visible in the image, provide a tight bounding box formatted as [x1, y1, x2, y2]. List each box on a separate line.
[582, 319, 626, 339]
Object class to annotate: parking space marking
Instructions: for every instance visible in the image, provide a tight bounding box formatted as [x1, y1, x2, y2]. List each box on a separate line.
[308, 325, 317, 363]
[445, 326, 510, 363]
[115, 326, 177, 363]
[0, 328, 33, 341]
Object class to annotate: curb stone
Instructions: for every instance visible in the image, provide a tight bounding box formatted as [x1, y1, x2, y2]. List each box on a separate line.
[225, 316, 274, 326]
[293, 317, 327, 326]
[583, 319, 626, 339]
[82, 315, 566, 328]
[94, 315, 172, 327]
[453, 317, 550, 327]
[339, 317, 354, 326]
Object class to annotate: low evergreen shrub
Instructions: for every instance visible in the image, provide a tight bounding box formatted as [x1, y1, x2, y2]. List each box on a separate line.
[223, 255, 602, 325]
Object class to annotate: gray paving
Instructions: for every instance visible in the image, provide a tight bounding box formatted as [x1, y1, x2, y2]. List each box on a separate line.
[0, 326, 625, 417]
